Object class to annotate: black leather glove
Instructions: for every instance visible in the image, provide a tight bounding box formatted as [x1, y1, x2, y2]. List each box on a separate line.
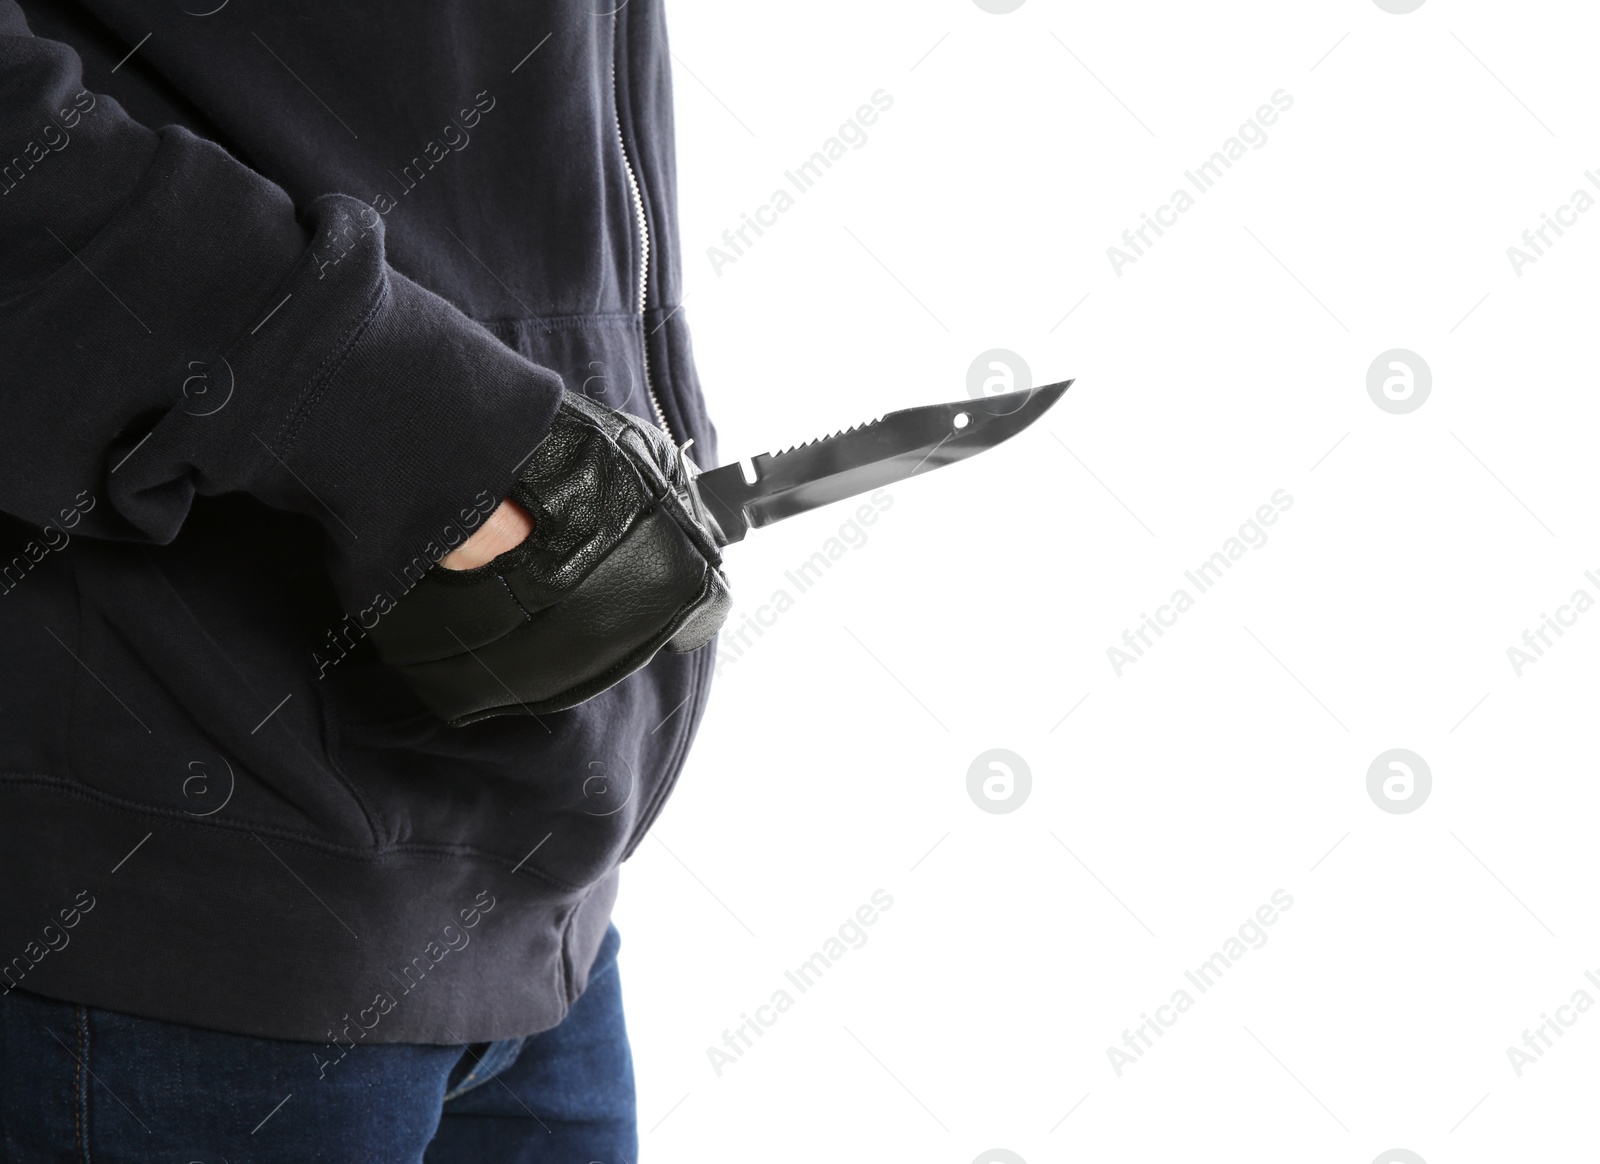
[367, 391, 731, 725]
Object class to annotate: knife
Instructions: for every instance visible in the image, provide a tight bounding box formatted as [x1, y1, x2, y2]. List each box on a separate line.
[679, 379, 1071, 547]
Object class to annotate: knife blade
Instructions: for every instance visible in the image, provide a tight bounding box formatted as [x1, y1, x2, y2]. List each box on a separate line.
[683, 379, 1071, 546]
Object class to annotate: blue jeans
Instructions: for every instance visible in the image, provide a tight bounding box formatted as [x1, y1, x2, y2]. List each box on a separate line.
[0, 924, 635, 1162]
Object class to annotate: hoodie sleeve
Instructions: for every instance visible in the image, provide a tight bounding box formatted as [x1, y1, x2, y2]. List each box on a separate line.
[0, 5, 563, 611]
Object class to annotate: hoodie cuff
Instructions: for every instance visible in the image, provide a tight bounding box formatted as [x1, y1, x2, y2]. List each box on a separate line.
[231, 197, 564, 610]
[197, 191, 566, 610]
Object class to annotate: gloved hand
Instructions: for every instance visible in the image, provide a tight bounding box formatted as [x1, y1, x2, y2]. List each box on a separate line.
[367, 391, 731, 725]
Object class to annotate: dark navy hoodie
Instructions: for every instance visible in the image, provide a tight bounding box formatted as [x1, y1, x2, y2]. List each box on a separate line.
[0, 0, 718, 1043]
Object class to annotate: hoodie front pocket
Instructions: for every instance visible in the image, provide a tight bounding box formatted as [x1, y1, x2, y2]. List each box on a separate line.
[66, 540, 378, 846]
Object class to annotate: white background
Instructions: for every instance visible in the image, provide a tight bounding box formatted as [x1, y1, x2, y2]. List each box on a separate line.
[612, 2, 1600, 1161]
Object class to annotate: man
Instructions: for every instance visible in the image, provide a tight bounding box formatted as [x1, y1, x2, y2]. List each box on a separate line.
[0, 2, 723, 1158]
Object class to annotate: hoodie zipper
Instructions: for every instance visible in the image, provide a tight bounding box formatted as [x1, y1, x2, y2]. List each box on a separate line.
[611, 31, 675, 445]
